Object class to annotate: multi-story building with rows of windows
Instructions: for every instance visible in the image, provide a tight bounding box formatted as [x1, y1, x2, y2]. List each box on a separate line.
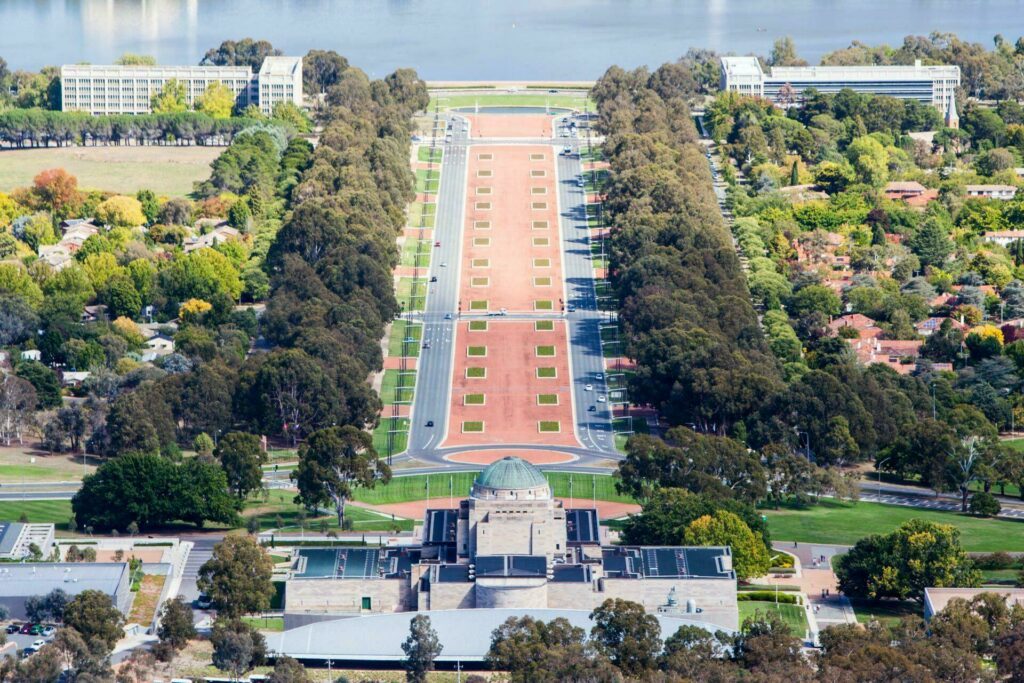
[60, 56, 302, 116]
[720, 56, 960, 111]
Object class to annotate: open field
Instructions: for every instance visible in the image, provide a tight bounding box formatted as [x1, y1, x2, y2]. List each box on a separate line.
[244, 490, 413, 532]
[372, 418, 410, 455]
[764, 499, 1024, 552]
[430, 92, 592, 110]
[352, 471, 633, 505]
[850, 598, 920, 626]
[0, 146, 219, 196]
[0, 500, 73, 527]
[388, 320, 422, 357]
[738, 601, 808, 635]
[0, 447, 98, 482]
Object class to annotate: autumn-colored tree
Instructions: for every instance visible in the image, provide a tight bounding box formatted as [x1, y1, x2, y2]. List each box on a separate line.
[684, 511, 771, 580]
[94, 195, 145, 228]
[31, 168, 80, 220]
[195, 81, 237, 119]
[151, 79, 187, 114]
[179, 297, 213, 324]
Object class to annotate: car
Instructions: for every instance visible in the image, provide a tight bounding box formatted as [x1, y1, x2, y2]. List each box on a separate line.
[430, 276, 437, 282]
[587, 405, 596, 412]
[584, 384, 593, 391]
[31, 639, 44, 649]
[440, 262, 448, 268]
[426, 420, 434, 427]
[548, 89, 558, 93]
[434, 241, 441, 247]
[560, 130, 569, 137]
[597, 395, 607, 403]
[576, 178, 585, 188]
[5, 624, 20, 634]
[595, 373, 604, 381]
[499, 308, 508, 315]
[20, 648, 36, 658]
[444, 313, 453, 320]
[41, 626, 55, 637]
[29, 624, 43, 636]
[562, 146, 572, 155]
[19, 624, 32, 634]
[196, 594, 213, 609]
[567, 305, 576, 312]
[422, 341, 430, 349]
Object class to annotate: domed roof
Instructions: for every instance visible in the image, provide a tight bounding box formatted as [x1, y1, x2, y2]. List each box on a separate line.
[474, 456, 548, 491]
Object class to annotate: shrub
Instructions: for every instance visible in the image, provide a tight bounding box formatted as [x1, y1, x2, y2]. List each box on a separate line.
[969, 491, 1001, 517]
[974, 551, 1019, 570]
[736, 591, 799, 604]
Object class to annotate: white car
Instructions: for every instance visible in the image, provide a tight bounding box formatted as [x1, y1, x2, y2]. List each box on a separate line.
[597, 395, 607, 403]
[31, 640, 44, 648]
[440, 262, 448, 268]
[584, 384, 593, 391]
[595, 373, 604, 381]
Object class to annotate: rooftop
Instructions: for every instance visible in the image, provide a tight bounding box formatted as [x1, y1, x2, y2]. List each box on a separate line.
[259, 56, 302, 77]
[0, 562, 127, 597]
[720, 56, 764, 79]
[473, 456, 548, 492]
[769, 61, 960, 81]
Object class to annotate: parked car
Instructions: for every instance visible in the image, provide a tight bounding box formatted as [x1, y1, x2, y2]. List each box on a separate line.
[31, 640, 45, 649]
[19, 624, 32, 634]
[196, 594, 213, 610]
[41, 626, 55, 637]
[20, 648, 36, 658]
[28, 624, 43, 636]
[597, 395, 607, 403]
[426, 420, 435, 427]
[5, 624, 20, 634]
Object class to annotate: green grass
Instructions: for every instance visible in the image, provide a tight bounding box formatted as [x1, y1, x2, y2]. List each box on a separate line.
[0, 146, 220, 197]
[584, 169, 608, 192]
[241, 616, 285, 632]
[537, 367, 557, 378]
[535, 320, 554, 331]
[536, 345, 555, 357]
[396, 278, 428, 312]
[537, 394, 559, 405]
[580, 147, 605, 162]
[462, 421, 485, 433]
[388, 320, 422, 358]
[0, 463, 91, 482]
[415, 168, 440, 193]
[849, 599, 920, 627]
[764, 499, 1024, 552]
[417, 146, 443, 163]
[380, 370, 416, 405]
[372, 418, 410, 455]
[245, 490, 414, 532]
[980, 569, 1020, 586]
[602, 340, 624, 358]
[407, 202, 436, 228]
[400, 239, 432, 268]
[465, 367, 486, 378]
[739, 601, 808, 636]
[534, 300, 554, 311]
[469, 300, 488, 311]
[464, 394, 485, 405]
[599, 325, 620, 342]
[0, 500, 73, 529]
[430, 92, 593, 111]
[467, 346, 487, 357]
[469, 320, 488, 331]
[538, 421, 561, 432]
[353, 471, 634, 505]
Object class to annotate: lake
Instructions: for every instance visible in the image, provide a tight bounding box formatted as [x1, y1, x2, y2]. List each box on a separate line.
[0, 0, 1018, 79]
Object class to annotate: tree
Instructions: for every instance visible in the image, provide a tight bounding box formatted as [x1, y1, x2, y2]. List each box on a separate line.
[202, 38, 281, 69]
[31, 168, 79, 220]
[196, 81, 237, 119]
[589, 599, 661, 677]
[216, 431, 266, 500]
[95, 195, 145, 228]
[197, 534, 274, 618]
[969, 491, 1001, 516]
[487, 616, 606, 683]
[266, 656, 312, 683]
[0, 374, 36, 446]
[684, 511, 771, 580]
[909, 215, 954, 268]
[293, 425, 391, 527]
[104, 274, 142, 319]
[15, 360, 61, 409]
[769, 37, 807, 66]
[212, 625, 256, 680]
[151, 79, 187, 114]
[402, 614, 443, 683]
[63, 590, 124, 652]
[155, 596, 196, 659]
[846, 136, 890, 187]
[115, 53, 156, 65]
[621, 488, 771, 552]
[0, 295, 38, 346]
[303, 49, 349, 94]
[835, 519, 980, 602]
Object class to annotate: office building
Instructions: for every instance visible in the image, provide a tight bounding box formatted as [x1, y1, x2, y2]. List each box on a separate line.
[720, 56, 959, 111]
[284, 457, 738, 631]
[60, 56, 302, 116]
[0, 522, 55, 560]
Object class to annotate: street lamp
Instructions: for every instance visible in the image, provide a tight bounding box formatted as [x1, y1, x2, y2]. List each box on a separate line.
[876, 457, 891, 501]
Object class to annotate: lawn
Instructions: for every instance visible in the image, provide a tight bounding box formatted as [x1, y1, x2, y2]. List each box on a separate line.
[371, 418, 409, 456]
[417, 146, 443, 163]
[407, 201, 436, 228]
[430, 92, 593, 111]
[415, 168, 440, 193]
[127, 574, 166, 626]
[537, 394, 559, 405]
[380, 370, 416, 405]
[241, 616, 285, 632]
[739, 601, 808, 636]
[396, 278, 427, 312]
[764, 499, 1024, 551]
[584, 169, 609, 192]
[400, 239, 432, 268]
[537, 367, 557, 378]
[387, 320, 422, 358]
[467, 346, 487, 357]
[464, 394, 485, 405]
[536, 345, 555, 356]
[0, 447, 98, 482]
[465, 367, 486, 378]
[352, 471, 633, 505]
[0, 500, 73, 528]
[538, 421, 561, 432]
[469, 320, 488, 331]
[535, 320, 555, 331]
[462, 421, 485, 433]
[244, 490, 413, 532]
[849, 598, 920, 627]
[0, 146, 220, 196]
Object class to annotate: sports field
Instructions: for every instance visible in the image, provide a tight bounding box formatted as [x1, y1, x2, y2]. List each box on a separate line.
[0, 146, 219, 196]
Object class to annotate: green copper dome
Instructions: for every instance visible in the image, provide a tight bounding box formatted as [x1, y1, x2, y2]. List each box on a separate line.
[474, 456, 548, 491]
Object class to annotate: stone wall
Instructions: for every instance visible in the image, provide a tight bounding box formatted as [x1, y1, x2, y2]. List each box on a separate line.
[285, 578, 412, 615]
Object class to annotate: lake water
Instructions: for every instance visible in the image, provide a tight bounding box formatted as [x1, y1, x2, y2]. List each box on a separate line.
[1, 0, 1019, 80]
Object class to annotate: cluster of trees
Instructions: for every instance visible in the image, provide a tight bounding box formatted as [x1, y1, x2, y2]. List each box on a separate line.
[480, 593, 1024, 682]
[591, 64, 781, 436]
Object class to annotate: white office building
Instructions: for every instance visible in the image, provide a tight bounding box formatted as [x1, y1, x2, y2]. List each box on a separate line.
[720, 56, 960, 110]
[60, 56, 303, 116]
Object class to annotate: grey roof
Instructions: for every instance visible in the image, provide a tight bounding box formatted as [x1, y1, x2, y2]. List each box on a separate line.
[0, 523, 23, 556]
[0, 563, 127, 598]
[268, 609, 732, 662]
[474, 456, 548, 491]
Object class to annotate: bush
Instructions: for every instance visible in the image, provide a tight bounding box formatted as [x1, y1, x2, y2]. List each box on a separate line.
[969, 491, 1001, 517]
[737, 591, 799, 604]
[974, 551, 1019, 570]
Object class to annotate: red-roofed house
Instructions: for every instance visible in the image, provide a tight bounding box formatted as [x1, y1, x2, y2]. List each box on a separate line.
[852, 338, 923, 375]
[829, 314, 882, 339]
[916, 317, 968, 337]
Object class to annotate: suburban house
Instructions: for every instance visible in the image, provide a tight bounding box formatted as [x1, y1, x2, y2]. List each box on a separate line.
[964, 184, 1017, 200]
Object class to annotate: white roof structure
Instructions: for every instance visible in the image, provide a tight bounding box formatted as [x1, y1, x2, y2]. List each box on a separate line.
[267, 608, 732, 662]
[259, 56, 303, 78]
